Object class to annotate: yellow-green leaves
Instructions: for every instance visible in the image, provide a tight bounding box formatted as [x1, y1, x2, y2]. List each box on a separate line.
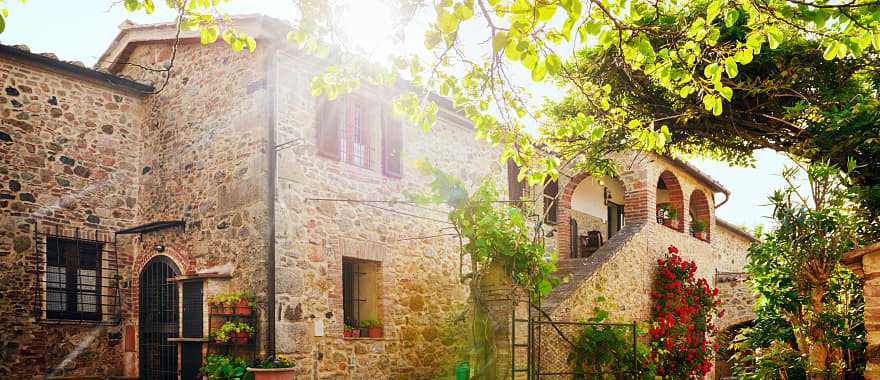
[734, 47, 753, 64]
[199, 25, 219, 44]
[703, 93, 723, 115]
[437, 10, 460, 34]
[823, 41, 849, 60]
[725, 9, 739, 27]
[492, 32, 508, 53]
[718, 86, 733, 101]
[531, 61, 547, 81]
[706, 0, 721, 23]
[545, 54, 562, 75]
[766, 26, 784, 49]
[724, 57, 738, 78]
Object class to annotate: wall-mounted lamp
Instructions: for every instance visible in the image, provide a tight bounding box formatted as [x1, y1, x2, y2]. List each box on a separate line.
[154, 244, 165, 252]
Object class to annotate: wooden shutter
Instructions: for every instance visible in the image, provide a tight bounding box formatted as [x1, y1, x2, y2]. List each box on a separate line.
[382, 106, 403, 178]
[316, 98, 341, 160]
[507, 159, 524, 201]
[181, 281, 203, 338]
[544, 179, 559, 224]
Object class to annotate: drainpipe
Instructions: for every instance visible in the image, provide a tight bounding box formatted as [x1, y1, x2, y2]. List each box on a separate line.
[715, 189, 731, 209]
[265, 46, 278, 356]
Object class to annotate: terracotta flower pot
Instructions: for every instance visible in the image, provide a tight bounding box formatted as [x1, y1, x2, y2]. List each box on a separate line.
[367, 327, 382, 338]
[352, 329, 361, 338]
[247, 367, 296, 380]
[343, 330, 352, 337]
[234, 331, 250, 345]
[235, 299, 252, 315]
[359, 328, 368, 337]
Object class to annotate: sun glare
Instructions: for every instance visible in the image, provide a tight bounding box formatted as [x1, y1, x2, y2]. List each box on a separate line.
[336, 0, 397, 58]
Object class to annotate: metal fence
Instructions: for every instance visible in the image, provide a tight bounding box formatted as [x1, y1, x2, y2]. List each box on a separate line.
[513, 299, 641, 380]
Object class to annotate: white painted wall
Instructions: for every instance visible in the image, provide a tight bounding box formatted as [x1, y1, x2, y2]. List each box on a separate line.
[570, 176, 625, 221]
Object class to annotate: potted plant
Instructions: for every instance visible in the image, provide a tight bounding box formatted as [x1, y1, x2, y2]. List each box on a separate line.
[233, 322, 255, 345]
[361, 319, 383, 338]
[201, 354, 252, 380]
[691, 219, 707, 239]
[234, 292, 256, 316]
[343, 324, 360, 338]
[213, 321, 240, 344]
[657, 204, 678, 226]
[247, 354, 296, 380]
[209, 293, 237, 314]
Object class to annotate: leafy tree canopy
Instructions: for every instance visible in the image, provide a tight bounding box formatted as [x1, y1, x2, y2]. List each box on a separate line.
[4, 0, 877, 208]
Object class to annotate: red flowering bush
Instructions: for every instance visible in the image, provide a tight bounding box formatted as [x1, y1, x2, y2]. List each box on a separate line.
[648, 245, 723, 379]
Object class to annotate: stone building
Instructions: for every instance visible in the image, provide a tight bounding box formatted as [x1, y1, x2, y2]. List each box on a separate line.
[1, 14, 756, 380]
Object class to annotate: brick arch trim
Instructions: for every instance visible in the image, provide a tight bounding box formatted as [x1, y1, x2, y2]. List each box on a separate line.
[718, 316, 755, 333]
[657, 170, 684, 231]
[557, 173, 630, 259]
[689, 189, 712, 242]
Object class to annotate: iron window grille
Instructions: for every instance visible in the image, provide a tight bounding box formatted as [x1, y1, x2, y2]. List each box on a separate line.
[33, 223, 121, 325]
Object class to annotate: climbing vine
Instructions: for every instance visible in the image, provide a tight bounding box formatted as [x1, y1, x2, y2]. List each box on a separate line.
[410, 161, 558, 378]
[649, 245, 722, 379]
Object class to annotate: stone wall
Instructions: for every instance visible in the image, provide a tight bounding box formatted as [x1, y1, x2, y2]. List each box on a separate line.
[0, 52, 145, 378]
[113, 39, 274, 372]
[271, 48, 503, 379]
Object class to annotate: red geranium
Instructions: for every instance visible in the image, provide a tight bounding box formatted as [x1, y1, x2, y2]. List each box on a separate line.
[649, 244, 722, 379]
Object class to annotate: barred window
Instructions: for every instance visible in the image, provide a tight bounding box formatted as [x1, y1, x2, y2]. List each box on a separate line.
[35, 225, 120, 324]
[45, 237, 102, 321]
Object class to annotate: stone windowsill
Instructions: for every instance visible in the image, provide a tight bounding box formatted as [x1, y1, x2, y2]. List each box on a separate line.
[341, 336, 393, 341]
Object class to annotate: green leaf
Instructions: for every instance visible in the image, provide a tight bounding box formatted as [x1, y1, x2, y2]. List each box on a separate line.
[719, 86, 733, 101]
[245, 35, 257, 53]
[823, 42, 838, 60]
[0, 15, 4, 34]
[725, 10, 739, 27]
[537, 4, 557, 21]
[492, 32, 508, 53]
[734, 47, 753, 64]
[200, 26, 219, 45]
[531, 61, 547, 81]
[703, 62, 719, 80]
[713, 96, 723, 115]
[143, 0, 155, 14]
[706, 0, 721, 23]
[546, 54, 561, 75]
[124, 0, 140, 12]
[437, 10, 459, 34]
[454, 3, 474, 20]
[766, 26, 783, 49]
[724, 57, 738, 78]
[702, 93, 716, 111]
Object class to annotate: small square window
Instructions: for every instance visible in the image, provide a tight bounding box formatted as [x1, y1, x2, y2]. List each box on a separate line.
[44, 237, 103, 321]
[342, 257, 381, 331]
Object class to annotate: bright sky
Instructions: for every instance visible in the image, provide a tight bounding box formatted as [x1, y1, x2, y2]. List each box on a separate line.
[0, 0, 801, 231]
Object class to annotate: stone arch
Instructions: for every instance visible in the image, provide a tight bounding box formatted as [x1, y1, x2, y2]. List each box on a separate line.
[557, 173, 628, 259]
[656, 170, 684, 232]
[689, 189, 712, 242]
[714, 319, 755, 378]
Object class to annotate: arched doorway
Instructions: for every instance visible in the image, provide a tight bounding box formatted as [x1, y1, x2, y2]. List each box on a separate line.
[139, 256, 180, 379]
[656, 171, 684, 231]
[558, 174, 626, 258]
[715, 320, 754, 379]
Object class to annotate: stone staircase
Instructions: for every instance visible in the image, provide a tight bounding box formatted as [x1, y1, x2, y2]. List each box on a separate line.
[540, 222, 647, 313]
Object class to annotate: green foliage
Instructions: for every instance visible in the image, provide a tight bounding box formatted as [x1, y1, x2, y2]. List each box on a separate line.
[410, 161, 557, 378]
[690, 219, 707, 233]
[212, 321, 253, 343]
[567, 298, 654, 380]
[411, 160, 558, 298]
[251, 354, 295, 369]
[208, 291, 255, 307]
[200, 355, 252, 380]
[359, 319, 382, 328]
[738, 161, 875, 378]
